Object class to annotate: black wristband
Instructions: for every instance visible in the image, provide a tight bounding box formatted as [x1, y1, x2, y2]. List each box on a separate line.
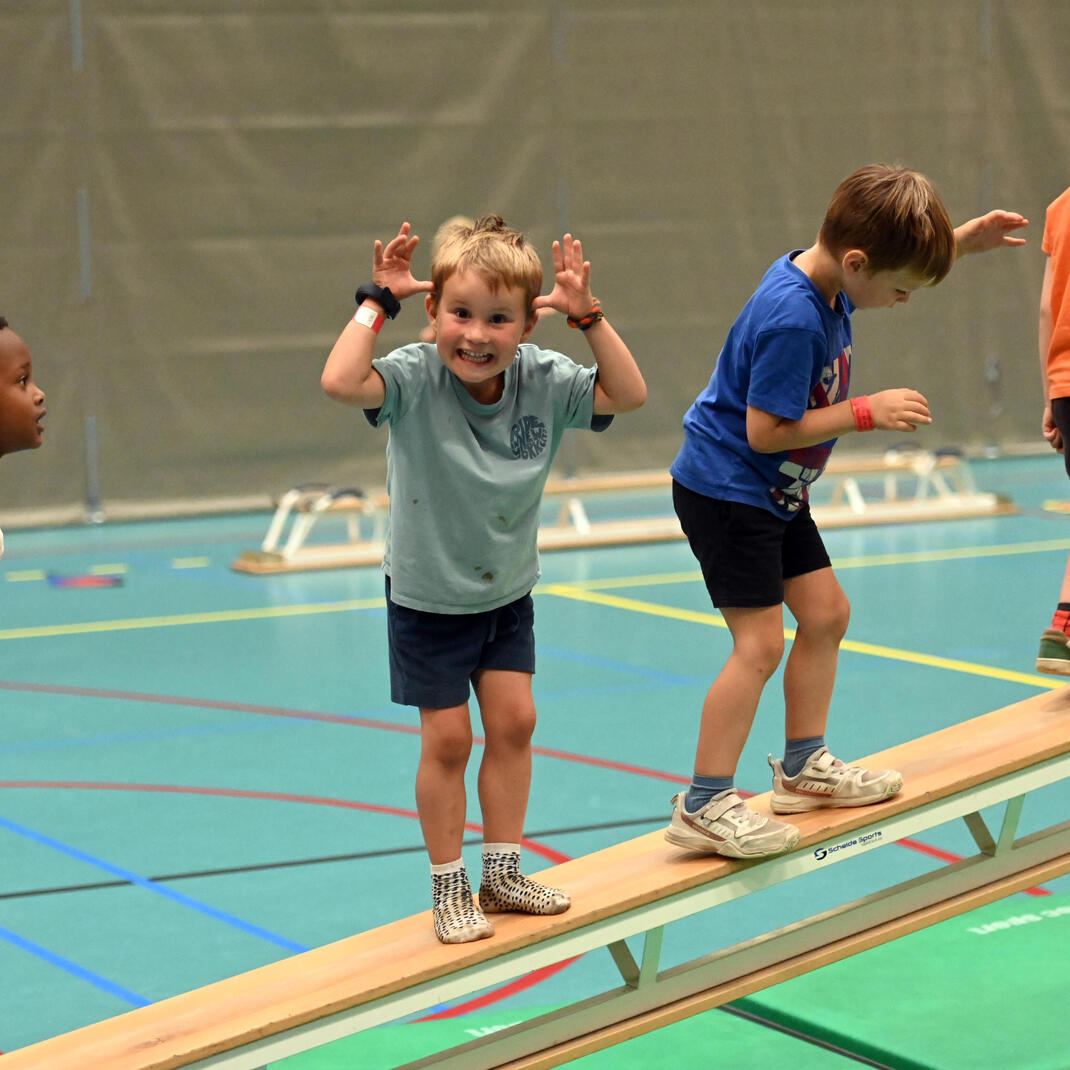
[355, 282, 401, 320]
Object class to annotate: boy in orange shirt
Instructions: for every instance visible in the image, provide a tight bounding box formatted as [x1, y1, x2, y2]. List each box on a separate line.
[1035, 187, 1070, 673]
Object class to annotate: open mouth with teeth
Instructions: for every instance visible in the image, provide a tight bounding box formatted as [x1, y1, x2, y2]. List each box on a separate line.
[458, 348, 494, 366]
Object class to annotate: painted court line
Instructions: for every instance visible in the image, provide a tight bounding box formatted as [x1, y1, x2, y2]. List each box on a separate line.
[541, 584, 1063, 690]
[0, 814, 307, 954]
[0, 596, 386, 642]
[0, 924, 151, 1008]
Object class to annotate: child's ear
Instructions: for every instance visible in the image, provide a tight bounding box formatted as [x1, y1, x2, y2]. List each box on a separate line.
[843, 249, 868, 274]
[519, 309, 538, 343]
[425, 293, 438, 321]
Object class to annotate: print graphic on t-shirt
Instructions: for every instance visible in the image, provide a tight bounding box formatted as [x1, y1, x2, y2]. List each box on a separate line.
[511, 415, 549, 459]
[768, 344, 851, 510]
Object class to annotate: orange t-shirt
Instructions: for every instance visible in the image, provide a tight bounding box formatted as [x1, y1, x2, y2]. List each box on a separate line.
[1044, 186, 1070, 399]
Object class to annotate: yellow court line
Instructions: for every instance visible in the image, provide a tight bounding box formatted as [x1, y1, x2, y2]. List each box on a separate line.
[0, 597, 386, 642]
[553, 537, 1070, 592]
[4, 570, 47, 583]
[542, 584, 1063, 691]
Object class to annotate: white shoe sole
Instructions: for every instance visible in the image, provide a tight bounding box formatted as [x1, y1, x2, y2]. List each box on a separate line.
[771, 775, 903, 814]
[1036, 657, 1070, 675]
[664, 823, 799, 858]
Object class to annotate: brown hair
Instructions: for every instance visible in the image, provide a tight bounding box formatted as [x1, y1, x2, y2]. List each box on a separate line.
[819, 165, 956, 285]
[430, 215, 542, 314]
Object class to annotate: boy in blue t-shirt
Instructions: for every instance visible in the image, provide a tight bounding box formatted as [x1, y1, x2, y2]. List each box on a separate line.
[322, 216, 645, 942]
[666, 165, 1027, 858]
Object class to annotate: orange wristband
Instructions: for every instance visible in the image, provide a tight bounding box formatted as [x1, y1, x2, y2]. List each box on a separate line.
[850, 395, 874, 431]
[353, 304, 386, 333]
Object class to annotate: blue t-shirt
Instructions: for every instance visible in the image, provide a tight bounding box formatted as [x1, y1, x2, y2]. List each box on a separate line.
[670, 252, 853, 518]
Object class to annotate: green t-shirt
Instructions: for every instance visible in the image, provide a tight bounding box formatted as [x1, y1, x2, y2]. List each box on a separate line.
[368, 342, 610, 613]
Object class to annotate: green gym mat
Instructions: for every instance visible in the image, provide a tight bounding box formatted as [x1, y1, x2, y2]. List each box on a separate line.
[736, 891, 1070, 1069]
[271, 1001, 848, 1069]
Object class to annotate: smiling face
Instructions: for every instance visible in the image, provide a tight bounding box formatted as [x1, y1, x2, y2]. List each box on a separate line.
[0, 328, 46, 456]
[427, 269, 536, 404]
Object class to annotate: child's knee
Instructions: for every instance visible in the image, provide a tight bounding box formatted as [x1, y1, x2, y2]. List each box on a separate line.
[804, 590, 851, 640]
[734, 631, 785, 679]
[486, 702, 537, 751]
[423, 717, 474, 769]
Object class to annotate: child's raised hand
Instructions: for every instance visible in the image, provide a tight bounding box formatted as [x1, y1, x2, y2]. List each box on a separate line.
[533, 234, 597, 319]
[371, 222, 434, 300]
[869, 388, 932, 431]
[954, 211, 1029, 256]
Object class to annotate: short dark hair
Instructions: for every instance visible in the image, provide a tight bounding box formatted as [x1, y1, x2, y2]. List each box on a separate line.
[819, 164, 956, 285]
[0, 315, 8, 330]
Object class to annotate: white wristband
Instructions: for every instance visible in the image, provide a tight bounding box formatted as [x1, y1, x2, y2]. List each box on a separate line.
[354, 304, 386, 333]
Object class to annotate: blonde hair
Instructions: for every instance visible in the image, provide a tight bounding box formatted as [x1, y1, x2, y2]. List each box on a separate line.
[819, 164, 956, 285]
[430, 214, 543, 314]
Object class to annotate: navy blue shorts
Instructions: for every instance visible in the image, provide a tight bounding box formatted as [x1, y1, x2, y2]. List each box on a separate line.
[672, 480, 830, 608]
[385, 577, 536, 709]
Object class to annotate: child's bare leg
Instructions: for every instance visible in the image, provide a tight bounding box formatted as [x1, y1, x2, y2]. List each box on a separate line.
[472, 668, 535, 843]
[693, 605, 785, 776]
[781, 568, 850, 741]
[666, 604, 799, 858]
[771, 568, 900, 813]
[473, 668, 568, 915]
[416, 703, 473, 864]
[417, 703, 493, 943]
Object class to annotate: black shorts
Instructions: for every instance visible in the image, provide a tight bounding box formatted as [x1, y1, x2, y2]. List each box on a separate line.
[672, 479, 831, 608]
[1053, 397, 1070, 480]
[385, 577, 535, 709]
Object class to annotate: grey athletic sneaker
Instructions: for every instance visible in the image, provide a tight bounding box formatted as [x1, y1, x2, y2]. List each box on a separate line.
[664, 790, 800, 858]
[769, 747, 903, 814]
[1037, 628, 1070, 675]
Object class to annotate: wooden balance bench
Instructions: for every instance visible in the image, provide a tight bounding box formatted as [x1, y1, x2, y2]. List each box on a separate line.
[5, 686, 1067, 1070]
[231, 450, 1013, 574]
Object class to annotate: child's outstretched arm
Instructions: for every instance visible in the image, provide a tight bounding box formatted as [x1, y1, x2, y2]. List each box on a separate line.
[321, 222, 434, 406]
[953, 210, 1028, 257]
[747, 388, 932, 454]
[533, 234, 646, 414]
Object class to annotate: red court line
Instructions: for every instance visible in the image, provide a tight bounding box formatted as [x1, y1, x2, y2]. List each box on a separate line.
[0, 680, 1055, 889]
[0, 779, 574, 1017]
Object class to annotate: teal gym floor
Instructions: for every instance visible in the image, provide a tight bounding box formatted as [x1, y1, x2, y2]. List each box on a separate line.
[1, 454, 1068, 1068]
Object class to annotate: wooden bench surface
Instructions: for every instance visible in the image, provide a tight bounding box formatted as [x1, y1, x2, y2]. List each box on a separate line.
[6, 685, 1069, 1070]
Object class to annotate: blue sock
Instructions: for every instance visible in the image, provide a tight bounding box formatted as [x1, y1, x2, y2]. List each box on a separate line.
[782, 735, 825, 778]
[684, 774, 734, 812]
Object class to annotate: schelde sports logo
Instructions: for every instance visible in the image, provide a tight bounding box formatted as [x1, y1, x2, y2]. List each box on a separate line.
[511, 415, 548, 459]
[812, 828, 883, 861]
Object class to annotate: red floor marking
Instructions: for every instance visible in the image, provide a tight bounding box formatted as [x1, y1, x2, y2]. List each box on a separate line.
[0, 682, 1055, 891]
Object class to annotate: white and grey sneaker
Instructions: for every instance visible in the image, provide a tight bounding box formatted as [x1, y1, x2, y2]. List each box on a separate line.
[769, 747, 903, 814]
[664, 790, 800, 858]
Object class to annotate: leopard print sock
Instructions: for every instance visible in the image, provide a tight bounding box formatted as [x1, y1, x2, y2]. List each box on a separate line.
[430, 862, 494, 944]
[478, 843, 570, 916]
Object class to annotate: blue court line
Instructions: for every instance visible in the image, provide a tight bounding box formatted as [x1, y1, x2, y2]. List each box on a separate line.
[0, 815, 308, 954]
[0, 923, 151, 1007]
